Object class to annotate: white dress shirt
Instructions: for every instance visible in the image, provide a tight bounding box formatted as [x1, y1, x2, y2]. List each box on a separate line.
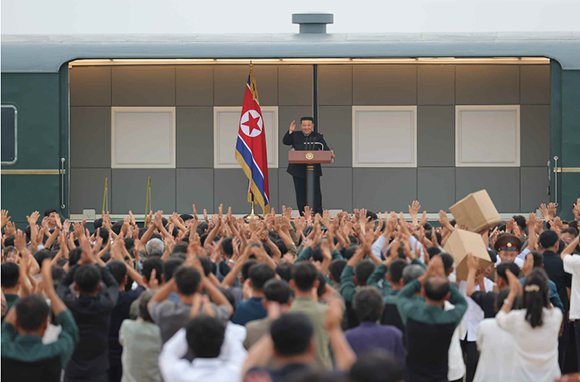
[563, 253, 580, 319]
[516, 248, 531, 262]
[371, 235, 425, 262]
[445, 301, 466, 381]
[159, 322, 248, 382]
[495, 256, 524, 268]
[459, 278, 494, 341]
[496, 308, 562, 382]
[473, 318, 515, 382]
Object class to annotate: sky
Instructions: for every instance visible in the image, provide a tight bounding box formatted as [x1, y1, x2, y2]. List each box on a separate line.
[2, 0, 580, 35]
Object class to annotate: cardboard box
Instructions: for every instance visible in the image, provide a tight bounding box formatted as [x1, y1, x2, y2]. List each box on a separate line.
[444, 229, 492, 281]
[449, 190, 502, 233]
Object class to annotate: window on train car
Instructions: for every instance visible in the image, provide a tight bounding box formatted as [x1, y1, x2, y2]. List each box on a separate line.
[1, 105, 18, 165]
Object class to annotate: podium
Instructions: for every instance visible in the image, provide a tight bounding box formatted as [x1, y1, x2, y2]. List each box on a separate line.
[288, 150, 332, 210]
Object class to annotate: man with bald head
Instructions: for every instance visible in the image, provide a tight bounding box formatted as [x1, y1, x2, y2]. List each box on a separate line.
[397, 257, 468, 382]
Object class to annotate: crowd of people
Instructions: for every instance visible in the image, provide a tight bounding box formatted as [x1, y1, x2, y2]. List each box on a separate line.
[1, 199, 580, 382]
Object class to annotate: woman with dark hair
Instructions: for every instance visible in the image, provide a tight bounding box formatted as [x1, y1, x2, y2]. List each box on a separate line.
[496, 268, 562, 382]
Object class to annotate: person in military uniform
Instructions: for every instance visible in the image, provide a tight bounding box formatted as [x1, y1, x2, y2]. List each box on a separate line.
[494, 233, 524, 268]
[283, 117, 335, 214]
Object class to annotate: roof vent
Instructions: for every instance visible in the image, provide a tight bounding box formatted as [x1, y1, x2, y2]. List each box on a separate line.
[292, 13, 333, 34]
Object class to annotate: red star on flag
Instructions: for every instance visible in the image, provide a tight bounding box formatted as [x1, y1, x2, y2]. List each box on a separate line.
[243, 113, 261, 135]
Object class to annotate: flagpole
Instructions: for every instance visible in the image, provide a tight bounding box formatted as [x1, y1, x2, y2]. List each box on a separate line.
[243, 192, 262, 220]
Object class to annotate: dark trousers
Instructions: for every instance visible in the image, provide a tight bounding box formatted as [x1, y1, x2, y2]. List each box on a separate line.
[559, 319, 570, 370]
[460, 339, 479, 382]
[293, 175, 322, 214]
[107, 358, 122, 382]
[574, 320, 580, 371]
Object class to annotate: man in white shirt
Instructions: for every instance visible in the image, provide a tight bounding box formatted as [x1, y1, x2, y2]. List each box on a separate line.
[561, 234, 580, 369]
[159, 315, 248, 382]
[459, 274, 494, 382]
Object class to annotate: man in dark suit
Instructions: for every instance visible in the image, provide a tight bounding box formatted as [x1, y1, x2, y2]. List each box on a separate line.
[282, 117, 334, 215]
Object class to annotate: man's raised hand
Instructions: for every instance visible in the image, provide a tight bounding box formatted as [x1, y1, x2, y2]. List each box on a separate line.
[289, 120, 296, 133]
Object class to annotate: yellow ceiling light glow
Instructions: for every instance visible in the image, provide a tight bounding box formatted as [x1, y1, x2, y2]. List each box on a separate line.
[69, 56, 550, 67]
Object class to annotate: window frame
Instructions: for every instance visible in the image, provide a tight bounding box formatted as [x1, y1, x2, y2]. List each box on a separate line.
[352, 105, 417, 168]
[455, 105, 521, 167]
[111, 106, 176, 169]
[1, 105, 18, 165]
[213, 106, 279, 169]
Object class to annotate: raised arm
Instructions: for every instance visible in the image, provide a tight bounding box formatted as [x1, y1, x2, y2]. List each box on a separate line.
[282, 120, 295, 145]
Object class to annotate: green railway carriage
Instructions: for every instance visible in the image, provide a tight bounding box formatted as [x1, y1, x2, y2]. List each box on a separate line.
[2, 15, 579, 226]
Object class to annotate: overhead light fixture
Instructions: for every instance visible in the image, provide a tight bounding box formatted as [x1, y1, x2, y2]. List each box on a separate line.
[68, 56, 550, 67]
[281, 58, 352, 62]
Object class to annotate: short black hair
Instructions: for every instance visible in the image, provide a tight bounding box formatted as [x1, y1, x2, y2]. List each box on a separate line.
[51, 266, 66, 287]
[562, 227, 579, 238]
[344, 245, 359, 260]
[426, 246, 442, 259]
[353, 287, 384, 322]
[198, 257, 213, 277]
[163, 257, 184, 282]
[436, 253, 454, 274]
[142, 257, 164, 284]
[264, 279, 292, 304]
[388, 259, 408, 284]
[15, 294, 50, 331]
[271, 313, 313, 356]
[171, 242, 188, 256]
[174, 265, 201, 296]
[97, 228, 109, 242]
[186, 315, 225, 358]
[124, 238, 135, 252]
[93, 218, 103, 230]
[180, 214, 193, 222]
[496, 261, 520, 284]
[241, 259, 259, 282]
[221, 237, 234, 257]
[539, 230, 559, 249]
[316, 272, 327, 298]
[329, 259, 347, 283]
[249, 263, 276, 291]
[531, 250, 544, 269]
[355, 260, 376, 285]
[311, 245, 323, 263]
[44, 209, 58, 217]
[4, 235, 15, 247]
[73, 264, 103, 294]
[69, 247, 82, 267]
[512, 215, 527, 232]
[300, 117, 314, 123]
[424, 277, 450, 301]
[276, 263, 294, 283]
[292, 262, 318, 292]
[349, 351, 404, 382]
[111, 221, 124, 235]
[107, 260, 127, 285]
[402, 264, 425, 285]
[1, 262, 20, 288]
[275, 240, 288, 255]
[139, 290, 156, 322]
[33, 249, 52, 267]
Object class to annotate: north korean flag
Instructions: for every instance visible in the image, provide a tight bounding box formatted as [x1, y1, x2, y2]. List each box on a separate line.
[235, 70, 270, 214]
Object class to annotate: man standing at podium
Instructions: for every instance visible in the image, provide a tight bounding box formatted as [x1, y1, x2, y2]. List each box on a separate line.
[283, 117, 335, 215]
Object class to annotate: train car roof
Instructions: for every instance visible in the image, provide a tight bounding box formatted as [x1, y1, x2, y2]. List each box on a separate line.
[3, 32, 580, 72]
